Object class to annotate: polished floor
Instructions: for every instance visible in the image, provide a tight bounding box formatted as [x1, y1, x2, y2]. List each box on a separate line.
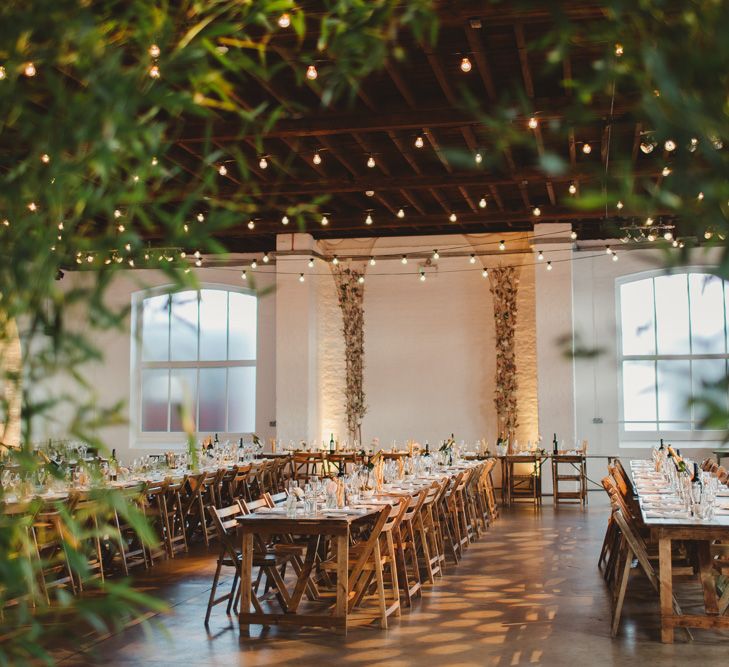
[59, 494, 728, 666]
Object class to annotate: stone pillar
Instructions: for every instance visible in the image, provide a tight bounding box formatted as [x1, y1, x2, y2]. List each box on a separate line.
[275, 233, 320, 443]
[534, 223, 576, 494]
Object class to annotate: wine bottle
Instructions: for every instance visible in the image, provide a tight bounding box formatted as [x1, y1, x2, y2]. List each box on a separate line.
[424, 441, 430, 456]
[659, 438, 665, 451]
[552, 433, 558, 454]
[214, 433, 219, 446]
[329, 433, 335, 454]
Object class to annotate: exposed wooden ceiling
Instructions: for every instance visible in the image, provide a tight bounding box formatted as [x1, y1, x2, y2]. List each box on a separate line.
[167, 2, 660, 251]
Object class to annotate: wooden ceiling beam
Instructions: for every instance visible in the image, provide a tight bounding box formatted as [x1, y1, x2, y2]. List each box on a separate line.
[464, 24, 496, 100]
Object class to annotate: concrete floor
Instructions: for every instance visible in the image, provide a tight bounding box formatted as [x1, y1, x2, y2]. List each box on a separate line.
[58, 494, 729, 666]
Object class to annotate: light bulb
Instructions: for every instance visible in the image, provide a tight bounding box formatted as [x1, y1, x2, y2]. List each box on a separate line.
[195, 258, 203, 267]
[151, 156, 158, 166]
[582, 143, 592, 154]
[433, 249, 440, 260]
[479, 197, 487, 209]
[661, 166, 672, 177]
[537, 250, 544, 261]
[218, 164, 227, 176]
[366, 155, 376, 168]
[251, 259, 258, 269]
[282, 215, 289, 225]
[664, 139, 676, 152]
[365, 190, 375, 197]
[614, 43, 624, 57]
[0, 66, 6, 80]
[499, 240, 506, 251]
[712, 136, 723, 150]
[27, 202, 37, 212]
[321, 215, 329, 226]
[469, 254, 476, 264]
[645, 216, 654, 226]
[40, 153, 50, 164]
[397, 208, 405, 219]
[124, 242, 132, 251]
[612, 252, 619, 261]
[197, 213, 205, 222]
[132, 174, 140, 183]
[149, 44, 161, 58]
[259, 157, 268, 169]
[308, 258, 314, 268]
[24, 62, 36, 77]
[247, 220, 255, 229]
[570, 230, 578, 240]
[299, 273, 305, 282]
[679, 241, 685, 248]
[114, 209, 122, 218]
[705, 230, 713, 240]
[414, 135, 424, 149]
[640, 141, 655, 154]
[370, 257, 376, 266]
[278, 13, 291, 28]
[664, 231, 673, 240]
[475, 152, 483, 164]
[401, 255, 408, 264]
[183, 224, 189, 234]
[647, 233, 656, 242]
[332, 256, 339, 265]
[689, 137, 699, 152]
[117, 224, 125, 232]
[241, 270, 247, 280]
[86, 254, 94, 264]
[358, 275, 365, 284]
[547, 261, 553, 271]
[604, 245, 612, 255]
[449, 212, 457, 222]
[672, 239, 679, 248]
[365, 213, 373, 225]
[306, 65, 318, 80]
[528, 117, 538, 130]
[180, 251, 187, 259]
[482, 269, 488, 278]
[617, 200, 624, 210]
[149, 64, 161, 79]
[420, 271, 426, 282]
[313, 152, 322, 165]
[460, 57, 472, 73]
[128, 258, 135, 267]
[698, 192, 704, 201]
[194, 250, 201, 259]
[533, 206, 541, 217]
[262, 252, 269, 263]
[568, 183, 577, 195]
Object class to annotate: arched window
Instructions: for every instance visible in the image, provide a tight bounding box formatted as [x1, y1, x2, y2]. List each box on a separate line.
[132, 286, 256, 440]
[618, 270, 729, 436]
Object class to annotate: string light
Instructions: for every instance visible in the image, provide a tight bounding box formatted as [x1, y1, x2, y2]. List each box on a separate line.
[570, 230, 578, 240]
[401, 255, 408, 264]
[332, 255, 339, 265]
[114, 209, 122, 219]
[117, 224, 125, 232]
[149, 64, 161, 79]
[469, 253, 476, 264]
[40, 153, 50, 164]
[705, 230, 713, 240]
[499, 240, 506, 251]
[2, 219, 9, 227]
[262, 252, 269, 263]
[645, 216, 654, 226]
[124, 242, 132, 251]
[414, 135, 424, 149]
[358, 275, 365, 284]
[313, 152, 322, 165]
[537, 250, 544, 260]
[370, 257, 376, 266]
[482, 268, 488, 278]
[259, 157, 268, 169]
[27, 202, 37, 212]
[151, 156, 158, 166]
[698, 192, 704, 201]
[614, 43, 624, 57]
[661, 166, 672, 177]
[365, 213, 373, 225]
[479, 197, 487, 209]
[672, 239, 679, 248]
[449, 212, 457, 222]
[612, 251, 619, 262]
[664, 139, 676, 152]
[306, 65, 318, 80]
[616, 200, 624, 210]
[195, 258, 203, 267]
[546, 261, 553, 271]
[24, 62, 36, 77]
[689, 137, 699, 152]
[197, 213, 205, 222]
[366, 155, 376, 168]
[0, 66, 6, 80]
[420, 270, 426, 282]
[640, 141, 656, 154]
[460, 57, 472, 72]
[282, 215, 289, 225]
[582, 143, 592, 154]
[149, 44, 161, 58]
[647, 232, 656, 242]
[308, 257, 314, 268]
[397, 208, 405, 219]
[321, 215, 329, 226]
[433, 249, 440, 260]
[605, 245, 612, 254]
[218, 164, 227, 176]
[251, 259, 258, 269]
[299, 273, 305, 282]
[663, 231, 673, 241]
[132, 174, 140, 183]
[247, 220, 255, 229]
[532, 206, 541, 217]
[475, 152, 483, 164]
[278, 13, 291, 28]
[568, 183, 577, 195]
[528, 117, 538, 130]
[712, 136, 723, 150]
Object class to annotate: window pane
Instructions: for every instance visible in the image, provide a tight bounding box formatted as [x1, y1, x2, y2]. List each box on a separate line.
[229, 292, 257, 360]
[692, 359, 728, 426]
[198, 368, 226, 432]
[624, 422, 658, 432]
[170, 291, 199, 361]
[227, 367, 256, 433]
[623, 360, 656, 424]
[620, 279, 655, 355]
[199, 290, 229, 361]
[656, 360, 691, 423]
[141, 368, 169, 431]
[689, 273, 726, 354]
[170, 368, 197, 432]
[141, 294, 169, 362]
[655, 274, 690, 355]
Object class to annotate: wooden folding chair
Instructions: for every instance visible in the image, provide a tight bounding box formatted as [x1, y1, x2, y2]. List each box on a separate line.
[394, 489, 425, 606]
[415, 483, 443, 583]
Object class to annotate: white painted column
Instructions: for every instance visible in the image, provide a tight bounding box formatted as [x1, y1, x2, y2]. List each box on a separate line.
[534, 223, 576, 494]
[275, 233, 320, 443]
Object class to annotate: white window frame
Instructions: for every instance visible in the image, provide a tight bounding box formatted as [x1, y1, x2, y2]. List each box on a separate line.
[616, 267, 729, 444]
[129, 283, 257, 448]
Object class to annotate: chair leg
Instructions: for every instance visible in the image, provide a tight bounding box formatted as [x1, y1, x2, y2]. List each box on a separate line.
[204, 558, 223, 626]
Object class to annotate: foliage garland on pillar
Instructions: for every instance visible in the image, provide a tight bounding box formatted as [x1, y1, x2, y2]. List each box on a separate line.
[332, 266, 367, 444]
[488, 266, 520, 440]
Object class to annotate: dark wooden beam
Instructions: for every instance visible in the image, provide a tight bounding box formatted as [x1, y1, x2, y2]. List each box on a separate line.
[464, 24, 496, 100]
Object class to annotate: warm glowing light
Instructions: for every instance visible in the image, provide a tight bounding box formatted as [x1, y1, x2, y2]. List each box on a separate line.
[537, 250, 544, 261]
[282, 215, 289, 225]
[616, 200, 624, 210]
[24, 62, 36, 77]
[0, 67, 6, 80]
[570, 230, 578, 240]
[614, 43, 624, 56]
[449, 212, 457, 222]
[568, 183, 577, 195]
[499, 240, 506, 251]
[533, 206, 541, 217]
[664, 139, 676, 152]
[397, 208, 405, 218]
[313, 152, 322, 165]
[321, 215, 329, 226]
[40, 153, 50, 164]
[278, 13, 291, 28]
[420, 271, 426, 282]
[482, 268, 488, 278]
[358, 275, 365, 284]
[369, 257, 376, 266]
[528, 117, 538, 130]
[259, 157, 268, 169]
[299, 273, 305, 282]
[365, 213, 373, 225]
[149, 44, 161, 58]
[661, 166, 672, 177]
[218, 164, 227, 176]
[366, 155, 376, 168]
[415, 135, 424, 149]
[433, 249, 440, 260]
[401, 255, 408, 264]
[247, 220, 255, 229]
[149, 64, 161, 79]
[308, 258, 314, 268]
[547, 261, 553, 271]
[475, 152, 483, 164]
[262, 252, 269, 263]
[460, 57, 472, 73]
[469, 253, 476, 264]
[479, 197, 487, 209]
[306, 65, 318, 80]
[332, 255, 339, 265]
[197, 213, 205, 222]
[582, 143, 592, 154]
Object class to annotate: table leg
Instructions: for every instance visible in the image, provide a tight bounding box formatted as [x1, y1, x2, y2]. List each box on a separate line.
[335, 533, 349, 635]
[658, 536, 674, 644]
[239, 530, 254, 636]
[697, 540, 719, 615]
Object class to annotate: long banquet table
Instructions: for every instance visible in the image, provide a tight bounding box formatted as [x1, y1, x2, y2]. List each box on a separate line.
[631, 459, 729, 643]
